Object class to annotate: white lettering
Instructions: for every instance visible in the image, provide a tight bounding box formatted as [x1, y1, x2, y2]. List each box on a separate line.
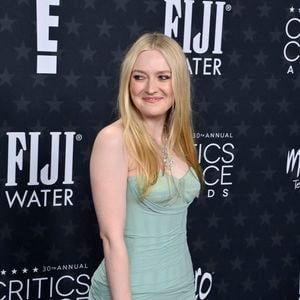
[187, 57, 222, 75]
[5, 132, 75, 187]
[0, 281, 6, 300]
[222, 143, 234, 163]
[287, 65, 294, 74]
[27, 190, 41, 207]
[6, 133, 26, 187]
[63, 132, 75, 184]
[28, 132, 41, 185]
[164, 0, 225, 54]
[204, 143, 221, 164]
[286, 149, 300, 177]
[5, 190, 28, 208]
[207, 189, 215, 198]
[194, 267, 212, 299]
[183, 0, 194, 53]
[220, 165, 233, 185]
[1, 274, 90, 299]
[5, 189, 74, 208]
[32, 277, 47, 299]
[213, 1, 225, 54]
[9, 280, 23, 300]
[56, 276, 74, 297]
[193, 1, 212, 54]
[293, 179, 300, 190]
[40, 132, 60, 185]
[286, 18, 300, 39]
[36, 0, 60, 74]
[164, 0, 181, 38]
[284, 41, 300, 62]
[76, 274, 90, 295]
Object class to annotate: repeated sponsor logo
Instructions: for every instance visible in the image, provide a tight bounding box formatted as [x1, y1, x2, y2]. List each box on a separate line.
[3, 131, 80, 208]
[36, 0, 60, 74]
[164, 0, 231, 76]
[194, 267, 212, 299]
[195, 132, 234, 198]
[284, 6, 300, 75]
[286, 148, 300, 190]
[0, 263, 89, 300]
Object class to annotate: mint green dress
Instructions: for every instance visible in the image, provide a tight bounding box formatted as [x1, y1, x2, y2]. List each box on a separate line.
[89, 167, 201, 300]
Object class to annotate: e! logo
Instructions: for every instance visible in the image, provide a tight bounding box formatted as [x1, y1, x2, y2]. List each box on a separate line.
[36, 0, 60, 74]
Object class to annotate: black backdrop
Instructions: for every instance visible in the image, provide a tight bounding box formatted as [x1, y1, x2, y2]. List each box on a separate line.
[0, 0, 299, 299]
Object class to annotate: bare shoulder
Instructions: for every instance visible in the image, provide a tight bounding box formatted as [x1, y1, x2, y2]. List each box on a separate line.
[91, 119, 130, 167]
[95, 119, 124, 143]
[90, 119, 128, 177]
[92, 119, 124, 154]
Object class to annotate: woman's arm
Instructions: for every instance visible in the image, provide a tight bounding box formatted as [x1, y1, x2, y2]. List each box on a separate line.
[90, 123, 131, 300]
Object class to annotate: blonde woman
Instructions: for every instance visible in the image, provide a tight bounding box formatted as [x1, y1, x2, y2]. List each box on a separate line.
[89, 32, 203, 300]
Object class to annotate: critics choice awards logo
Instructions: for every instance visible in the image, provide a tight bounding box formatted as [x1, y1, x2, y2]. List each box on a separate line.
[0, 263, 90, 299]
[284, 5, 300, 75]
[3, 131, 81, 208]
[195, 131, 234, 198]
[164, 0, 231, 76]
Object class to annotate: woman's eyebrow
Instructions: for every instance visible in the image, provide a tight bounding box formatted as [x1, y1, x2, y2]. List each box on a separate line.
[132, 69, 171, 74]
[132, 69, 147, 74]
[157, 70, 171, 74]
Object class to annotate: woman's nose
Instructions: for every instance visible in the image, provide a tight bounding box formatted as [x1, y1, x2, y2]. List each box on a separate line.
[145, 78, 157, 94]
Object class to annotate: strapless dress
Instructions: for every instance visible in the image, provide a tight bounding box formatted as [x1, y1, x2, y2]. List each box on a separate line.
[89, 167, 201, 300]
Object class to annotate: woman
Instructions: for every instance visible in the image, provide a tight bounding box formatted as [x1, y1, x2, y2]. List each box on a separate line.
[89, 32, 204, 300]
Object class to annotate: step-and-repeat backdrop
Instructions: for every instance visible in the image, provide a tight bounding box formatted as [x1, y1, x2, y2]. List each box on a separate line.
[0, 1, 299, 299]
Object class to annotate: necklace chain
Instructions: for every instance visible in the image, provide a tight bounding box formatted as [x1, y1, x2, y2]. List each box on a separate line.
[161, 136, 174, 171]
[160, 136, 185, 201]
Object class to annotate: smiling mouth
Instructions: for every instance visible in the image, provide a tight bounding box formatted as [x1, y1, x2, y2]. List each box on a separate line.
[142, 97, 163, 103]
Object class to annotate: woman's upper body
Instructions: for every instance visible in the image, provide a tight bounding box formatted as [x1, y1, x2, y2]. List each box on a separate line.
[89, 32, 204, 299]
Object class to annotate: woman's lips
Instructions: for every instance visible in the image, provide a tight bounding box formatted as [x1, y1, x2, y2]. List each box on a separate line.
[142, 97, 163, 103]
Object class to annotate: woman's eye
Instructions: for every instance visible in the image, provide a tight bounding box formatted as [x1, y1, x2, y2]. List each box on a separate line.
[133, 74, 144, 80]
[159, 75, 171, 80]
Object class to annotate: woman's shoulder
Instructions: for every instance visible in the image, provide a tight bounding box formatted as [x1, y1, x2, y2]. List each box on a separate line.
[93, 119, 135, 171]
[91, 119, 125, 157]
[95, 118, 124, 142]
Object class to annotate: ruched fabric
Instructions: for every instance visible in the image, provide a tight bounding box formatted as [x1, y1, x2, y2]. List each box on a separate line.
[89, 167, 201, 300]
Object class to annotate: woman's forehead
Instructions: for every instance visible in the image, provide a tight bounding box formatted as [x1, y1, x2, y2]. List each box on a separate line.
[133, 49, 171, 71]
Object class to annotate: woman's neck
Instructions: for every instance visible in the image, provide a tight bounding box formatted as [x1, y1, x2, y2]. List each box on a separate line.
[142, 116, 166, 145]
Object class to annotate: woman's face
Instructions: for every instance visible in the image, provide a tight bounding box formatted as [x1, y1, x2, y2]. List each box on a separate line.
[129, 49, 175, 121]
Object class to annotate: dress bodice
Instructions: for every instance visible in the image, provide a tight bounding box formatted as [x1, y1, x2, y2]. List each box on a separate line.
[89, 167, 201, 300]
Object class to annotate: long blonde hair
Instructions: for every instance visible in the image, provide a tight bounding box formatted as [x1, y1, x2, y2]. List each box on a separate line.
[117, 32, 204, 198]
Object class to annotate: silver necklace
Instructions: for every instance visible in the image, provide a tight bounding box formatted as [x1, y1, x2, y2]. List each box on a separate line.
[160, 137, 186, 202]
[161, 136, 174, 171]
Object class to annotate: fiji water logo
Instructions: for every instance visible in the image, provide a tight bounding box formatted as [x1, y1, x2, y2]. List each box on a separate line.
[286, 148, 300, 190]
[3, 131, 82, 208]
[5, 132, 75, 187]
[164, 0, 232, 76]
